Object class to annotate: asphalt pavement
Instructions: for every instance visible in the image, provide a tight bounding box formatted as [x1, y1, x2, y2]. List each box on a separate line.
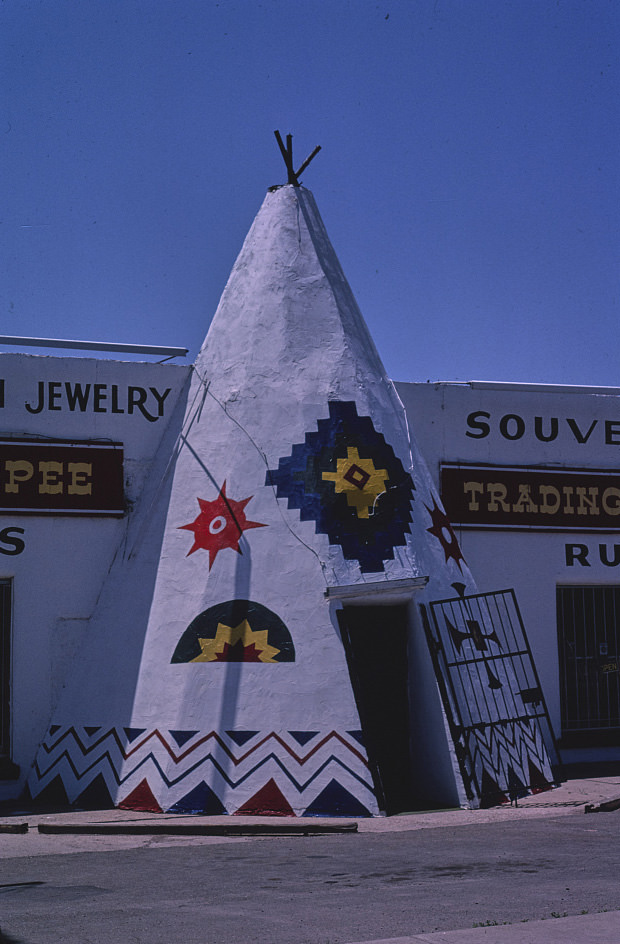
[0, 773, 619, 943]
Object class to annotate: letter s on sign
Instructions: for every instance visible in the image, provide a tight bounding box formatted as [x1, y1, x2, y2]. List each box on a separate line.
[466, 411, 491, 439]
[0, 528, 25, 556]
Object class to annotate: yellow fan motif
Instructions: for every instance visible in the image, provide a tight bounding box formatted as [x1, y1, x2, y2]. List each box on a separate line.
[190, 620, 281, 663]
[322, 447, 389, 518]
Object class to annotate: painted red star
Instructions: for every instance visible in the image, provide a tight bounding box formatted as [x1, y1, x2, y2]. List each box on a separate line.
[425, 497, 466, 571]
[179, 481, 266, 569]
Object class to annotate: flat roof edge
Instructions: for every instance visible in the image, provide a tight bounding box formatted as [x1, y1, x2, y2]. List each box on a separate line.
[393, 380, 620, 396]
[0, 336, 188, 357]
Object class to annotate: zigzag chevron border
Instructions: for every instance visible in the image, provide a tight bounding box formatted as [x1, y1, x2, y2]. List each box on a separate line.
[465, 718, 555, 801]
[28, 727, 379, 816]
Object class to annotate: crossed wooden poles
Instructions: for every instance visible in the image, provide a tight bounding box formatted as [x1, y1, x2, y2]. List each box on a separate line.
[274, 131, 321, 187]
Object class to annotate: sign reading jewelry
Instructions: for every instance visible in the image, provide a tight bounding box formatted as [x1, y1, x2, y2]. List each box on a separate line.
[441, 464, 620, 531]
[0, 440, 124, 514]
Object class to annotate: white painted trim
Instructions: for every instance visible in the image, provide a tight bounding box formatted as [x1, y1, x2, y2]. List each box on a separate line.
[0, 336, 188, 357]
[324, 577, 429, 605]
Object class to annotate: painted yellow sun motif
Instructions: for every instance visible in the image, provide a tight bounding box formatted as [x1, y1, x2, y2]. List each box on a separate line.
[190, 620, 281, 663]
[322, 447, 389, 518]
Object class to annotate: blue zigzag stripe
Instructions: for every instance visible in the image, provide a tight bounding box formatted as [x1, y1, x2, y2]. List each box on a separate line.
[38, 726, 368, 769]
[33, 732, 373, 795]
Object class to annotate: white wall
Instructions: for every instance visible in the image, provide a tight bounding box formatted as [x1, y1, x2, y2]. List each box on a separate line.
[0, 353, 190, 799]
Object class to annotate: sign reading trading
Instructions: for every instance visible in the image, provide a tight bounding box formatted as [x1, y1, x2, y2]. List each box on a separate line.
[0, 440, 124, 514]
[441, 464, 620, 531]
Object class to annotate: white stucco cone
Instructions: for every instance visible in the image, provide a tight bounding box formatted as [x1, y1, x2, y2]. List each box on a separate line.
[29, 185, 555, 815]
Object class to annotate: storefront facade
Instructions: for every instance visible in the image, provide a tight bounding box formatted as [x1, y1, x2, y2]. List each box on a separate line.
[0, 351, 190, 800]
[3, 363, 617, 804]
[396, 379, 620, 768]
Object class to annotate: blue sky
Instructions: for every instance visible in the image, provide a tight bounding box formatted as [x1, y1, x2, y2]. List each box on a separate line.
[3, 0, 618, 385]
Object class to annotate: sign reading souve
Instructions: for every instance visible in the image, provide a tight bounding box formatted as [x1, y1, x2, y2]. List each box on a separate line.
[0, 440, 124, 514]
[441, 464, 620, 531]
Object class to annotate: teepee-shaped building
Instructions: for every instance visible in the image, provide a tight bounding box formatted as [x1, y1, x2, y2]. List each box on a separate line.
[29, 170, 557, 815]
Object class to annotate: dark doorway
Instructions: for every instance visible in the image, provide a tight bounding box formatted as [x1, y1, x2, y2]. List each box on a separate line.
[338, 604, 415, 814]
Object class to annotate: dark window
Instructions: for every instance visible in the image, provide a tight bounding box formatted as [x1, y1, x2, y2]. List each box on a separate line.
[557, 585, 620, 746]
[0, 580, 11, 757]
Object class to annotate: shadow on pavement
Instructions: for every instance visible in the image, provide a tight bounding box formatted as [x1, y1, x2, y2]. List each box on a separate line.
[0, 930, 28, 944]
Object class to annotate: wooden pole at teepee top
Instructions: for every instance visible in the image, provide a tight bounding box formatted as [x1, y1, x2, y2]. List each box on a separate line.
[274, 130, 321, 186]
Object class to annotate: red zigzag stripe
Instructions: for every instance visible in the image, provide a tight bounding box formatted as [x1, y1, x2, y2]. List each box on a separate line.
[42, 728, 369, 769]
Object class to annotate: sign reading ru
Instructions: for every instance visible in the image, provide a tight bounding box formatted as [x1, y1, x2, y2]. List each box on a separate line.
[441, 464, 620, 531]
[0, 440, 124, 514]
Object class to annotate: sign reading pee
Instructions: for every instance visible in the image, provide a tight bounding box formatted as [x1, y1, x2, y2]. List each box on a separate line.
[0, 440, 124, 514]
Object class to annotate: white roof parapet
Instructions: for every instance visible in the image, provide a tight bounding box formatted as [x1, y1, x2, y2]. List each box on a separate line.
[411, 379, 620, 396]
[469, 380, 620, 394]
[0, 335, 188, 357]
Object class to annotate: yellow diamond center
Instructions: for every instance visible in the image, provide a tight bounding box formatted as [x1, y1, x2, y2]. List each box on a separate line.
[322, 447, 389, 518]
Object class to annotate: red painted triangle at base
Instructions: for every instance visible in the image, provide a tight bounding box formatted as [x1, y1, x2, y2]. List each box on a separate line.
[234, 778, 295, 816]
[528, 759, 553, 795]
[118, 778, 163, 813]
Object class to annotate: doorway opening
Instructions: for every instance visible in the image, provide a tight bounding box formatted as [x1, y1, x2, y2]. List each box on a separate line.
[337, 604, 415, 814]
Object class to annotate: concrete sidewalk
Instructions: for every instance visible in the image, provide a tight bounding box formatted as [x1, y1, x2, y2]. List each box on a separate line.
[348, 911, 620, 944]
[0, 772, 615, 863]
[0, 772, 619, 840]
[346, 909, 620, 943]
[356, 771, 620, 833]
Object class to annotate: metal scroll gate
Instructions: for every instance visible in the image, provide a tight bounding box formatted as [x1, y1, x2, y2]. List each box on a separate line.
[420, 589, 560, 807]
